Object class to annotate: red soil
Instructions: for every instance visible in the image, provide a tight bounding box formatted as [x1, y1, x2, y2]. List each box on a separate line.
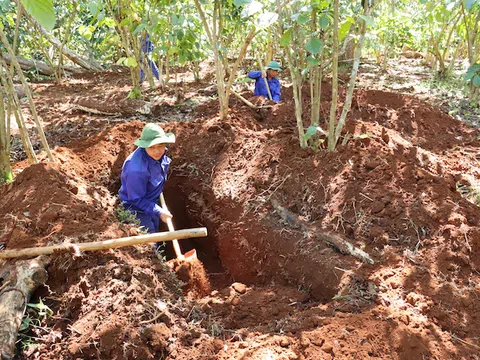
[1, 69, 479, 359]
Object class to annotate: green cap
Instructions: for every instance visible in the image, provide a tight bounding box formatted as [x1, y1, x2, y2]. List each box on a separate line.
[134, 123, 175, 148]
[264, 61, 282, 71]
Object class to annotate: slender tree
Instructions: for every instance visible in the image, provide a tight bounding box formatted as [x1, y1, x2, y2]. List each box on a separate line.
[327, 0, 339, 152]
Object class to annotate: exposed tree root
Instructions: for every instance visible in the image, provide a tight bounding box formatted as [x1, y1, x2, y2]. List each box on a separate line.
[271, 199, 374, 264]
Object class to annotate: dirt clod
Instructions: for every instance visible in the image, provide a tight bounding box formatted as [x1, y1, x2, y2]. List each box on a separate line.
[231, 282, 247, 294]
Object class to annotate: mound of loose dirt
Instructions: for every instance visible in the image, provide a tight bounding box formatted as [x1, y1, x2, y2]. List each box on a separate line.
[1, 72, 480, 359]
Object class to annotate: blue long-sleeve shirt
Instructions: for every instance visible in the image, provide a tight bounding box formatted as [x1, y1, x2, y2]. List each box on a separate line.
[119, 147, 171, 217]
[247, 71, 281, 102]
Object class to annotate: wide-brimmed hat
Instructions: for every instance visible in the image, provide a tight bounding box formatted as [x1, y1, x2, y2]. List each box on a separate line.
[134, 123, 175, 148]
[264, 61, 282, 71]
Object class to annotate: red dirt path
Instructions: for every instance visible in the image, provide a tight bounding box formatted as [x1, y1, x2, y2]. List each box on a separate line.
[1, 69, 479, 359]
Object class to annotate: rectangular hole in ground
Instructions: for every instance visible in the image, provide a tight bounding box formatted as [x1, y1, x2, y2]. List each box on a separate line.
[162, 181, 232, 288]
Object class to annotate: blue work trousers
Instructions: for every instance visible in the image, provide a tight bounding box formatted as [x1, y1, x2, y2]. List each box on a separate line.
[130, 210, 160, 234]
[140, 59, 160, 82]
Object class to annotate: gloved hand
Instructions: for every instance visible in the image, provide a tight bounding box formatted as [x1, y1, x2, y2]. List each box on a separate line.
[261, 70, 267, 78]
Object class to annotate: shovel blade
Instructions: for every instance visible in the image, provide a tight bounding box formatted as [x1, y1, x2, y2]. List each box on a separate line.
[184, 249, 197, 260]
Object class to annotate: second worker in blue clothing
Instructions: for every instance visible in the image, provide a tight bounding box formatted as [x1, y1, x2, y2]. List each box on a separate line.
[119, 123, 175, 244]
[247, 60, 282, 103]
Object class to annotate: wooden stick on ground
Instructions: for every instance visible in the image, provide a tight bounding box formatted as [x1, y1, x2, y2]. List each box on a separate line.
[0, 228, 208, 259]
[230, 89, 273, 109]
[0, 256, 49, 359]
[271, 199, 374, 264]
[230, 89, 260, 109]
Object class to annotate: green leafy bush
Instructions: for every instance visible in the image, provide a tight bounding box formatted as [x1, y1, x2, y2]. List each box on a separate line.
[465, 63, 480, 88]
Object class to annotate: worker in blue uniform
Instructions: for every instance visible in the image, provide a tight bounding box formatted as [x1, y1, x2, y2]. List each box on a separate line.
[140, 33, 160, 82]
[119, 123, 175, 241]
[247, 60, 282, 102]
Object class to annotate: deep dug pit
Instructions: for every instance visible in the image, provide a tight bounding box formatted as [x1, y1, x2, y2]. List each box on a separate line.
[0, 73, 479, 359]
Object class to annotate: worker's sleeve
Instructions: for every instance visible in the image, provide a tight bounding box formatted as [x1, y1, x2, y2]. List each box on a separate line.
[123, 170, 163, 217]
[248, 71, 262, 79]
[271, 80, 281, 102]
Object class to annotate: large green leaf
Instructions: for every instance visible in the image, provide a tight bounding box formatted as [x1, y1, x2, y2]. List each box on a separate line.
[464, 70, 475, 81]
[119, 18, 131, 27]
[318, 16, 329, 29]
[124, 57, 138, 67]
[21, 0, 56, 31]
[234, 0, 252, 7]
[133, 23, 146, 35]
[359, 15, 374, 26]
[339, 19, 353, 42]
[307, 56, 321, 66]
[304, 125, 318, 141]
[473, 75, 480, 87]
[0, 0, 10, 13]
[172, 14, 185, 26]
[78, 25, 95, 40]
[297, 13, 310, 25]
[280, 29, 292, 47]
[88, 1, 102, 17]
[306, 38, 323, 54]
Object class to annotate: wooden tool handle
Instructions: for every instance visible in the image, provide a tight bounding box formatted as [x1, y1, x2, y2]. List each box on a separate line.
[255, 54, 273, 101]
[0, 228, 208, 259]
[160, 193, 184, 259]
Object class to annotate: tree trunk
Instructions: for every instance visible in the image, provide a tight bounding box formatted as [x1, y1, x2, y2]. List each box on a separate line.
[334, 6, 372, 147]
[0, 152, 12, 183]
[165, 52, 170, 85]
[105, 0, 141, 98]
[194, 0, 228, 119]
[0, 256, 49, 359]
[289, 60, 306, 148]
[215, 54, 228, 119]
[327, 0, 339, 152]
[158, 56, 164, 88]
[266, 30, 274, 64]
[225, 27, 256, 101]
[310, 64, 323, 128]
[461, 3, 474, 65]
[446, 41, 462, 75]
[2, 53, 83, 76]
[0, 30, 54, 162]
[339, 33, 355, 65]
[381, 45, 390, 72]
[56, 1, 78, 82]
[0, 79, 12, 182]
[193, 60, 200, 82]
[0, 57, 38, 164]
